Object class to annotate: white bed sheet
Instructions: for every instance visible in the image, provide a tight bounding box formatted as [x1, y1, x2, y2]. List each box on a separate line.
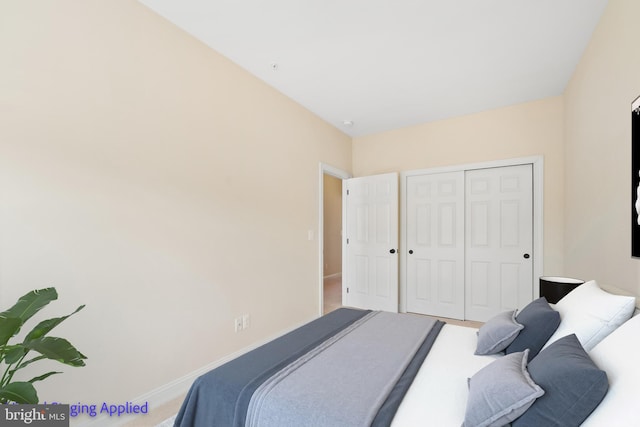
[391, 323, 500, 427]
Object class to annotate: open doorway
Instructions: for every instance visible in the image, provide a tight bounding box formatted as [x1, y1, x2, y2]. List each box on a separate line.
[318, 163, 351, 316]
[323, 173, 343, 314]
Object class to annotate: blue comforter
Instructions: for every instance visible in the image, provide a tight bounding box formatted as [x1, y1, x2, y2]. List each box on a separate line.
[174, 308, 443, 427]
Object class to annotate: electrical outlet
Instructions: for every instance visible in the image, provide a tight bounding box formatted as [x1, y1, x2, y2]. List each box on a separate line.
[234, 317, 243, 332]
[242, 314, 250, 330]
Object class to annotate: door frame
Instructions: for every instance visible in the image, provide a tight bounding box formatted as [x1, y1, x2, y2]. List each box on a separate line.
[399, 155, 544, 313]
[318, 163, 351, 316]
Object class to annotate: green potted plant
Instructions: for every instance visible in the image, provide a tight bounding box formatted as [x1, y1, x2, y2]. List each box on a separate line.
[0, 287, 86, 404]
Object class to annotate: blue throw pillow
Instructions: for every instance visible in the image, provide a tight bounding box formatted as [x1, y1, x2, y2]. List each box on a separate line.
[512, 334, 608, 427]
[463, 350, 544, 427]
[475, 310, 524, 355]
[505, 297, 559, 359]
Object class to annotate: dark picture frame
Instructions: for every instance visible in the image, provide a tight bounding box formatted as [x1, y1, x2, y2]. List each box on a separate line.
[632, 95, 640, 257]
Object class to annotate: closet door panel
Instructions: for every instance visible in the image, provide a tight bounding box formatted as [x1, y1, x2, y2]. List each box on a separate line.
[465, 165, 534, 322]
[406, 172, 465, 319]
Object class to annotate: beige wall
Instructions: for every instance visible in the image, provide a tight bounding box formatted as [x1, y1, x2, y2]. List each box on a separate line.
[0, 0, 351, 408]
[353, 96, 566, 274]
[323, 174, 342, 276]
[564, 0, 640, 294]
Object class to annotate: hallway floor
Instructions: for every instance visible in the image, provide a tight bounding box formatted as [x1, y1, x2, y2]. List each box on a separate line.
[323, 274, 342, 314]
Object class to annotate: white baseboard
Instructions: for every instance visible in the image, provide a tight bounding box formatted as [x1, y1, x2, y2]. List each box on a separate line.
[74, 317, 315, 427]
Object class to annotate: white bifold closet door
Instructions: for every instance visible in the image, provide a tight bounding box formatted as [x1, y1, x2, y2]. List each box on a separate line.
[405, 164, 533, 321]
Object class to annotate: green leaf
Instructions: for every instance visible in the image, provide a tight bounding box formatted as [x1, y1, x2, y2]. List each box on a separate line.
[28, 371, 61, 384]
[25, 305, 85, 342]
[3, 345, 27, 364]
[16, 355, 46, 370]
[1, 288, 57, 324]
[7, 355, 46, 382]
[0, 381, 38, 404]
[23, 337, 86, 367]
[0, 316, 22, 347]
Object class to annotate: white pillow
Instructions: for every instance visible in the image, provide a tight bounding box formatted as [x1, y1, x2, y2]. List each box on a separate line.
[581, 314, 640, 426]
[543, 280, 635, 351]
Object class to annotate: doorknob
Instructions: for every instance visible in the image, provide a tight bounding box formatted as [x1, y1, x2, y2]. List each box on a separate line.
[523, 253, 530, 259]
[390, 249, 396, 254]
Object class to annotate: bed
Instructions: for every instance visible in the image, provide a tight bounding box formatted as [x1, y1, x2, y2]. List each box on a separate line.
[175, 280, 639, 427]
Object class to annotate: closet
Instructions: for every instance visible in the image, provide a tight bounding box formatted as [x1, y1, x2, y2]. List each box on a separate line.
[402, 161, 539, 322]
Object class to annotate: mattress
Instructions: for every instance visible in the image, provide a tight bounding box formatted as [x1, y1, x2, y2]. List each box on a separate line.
[392, 323, 499, 426]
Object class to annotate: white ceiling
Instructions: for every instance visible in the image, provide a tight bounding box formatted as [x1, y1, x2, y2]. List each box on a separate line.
[138, 0, 609, 137]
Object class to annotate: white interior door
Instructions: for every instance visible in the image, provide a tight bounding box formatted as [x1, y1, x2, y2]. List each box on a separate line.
[465, 164, 534, 322]
[405, 172, 465, 319]
[344, 173, 398, 312]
